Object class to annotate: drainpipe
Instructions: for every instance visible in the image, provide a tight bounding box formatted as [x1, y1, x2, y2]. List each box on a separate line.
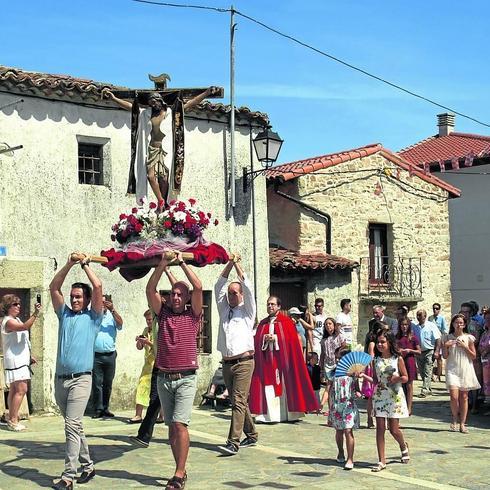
[274, 188, 332, 254]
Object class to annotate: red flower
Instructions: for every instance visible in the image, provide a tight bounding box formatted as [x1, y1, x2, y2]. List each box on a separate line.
[149, 202, 157, 209]
[169, 200, 176, 206]
[119, 214, 127, 220]
[132, 207, 138, 214]
[134, 222, 143, 233]
[177, 201, 186, 211]
[189, 198, 196, 205]
[214, 219, 219, 226]
[164, 220, 172, 229]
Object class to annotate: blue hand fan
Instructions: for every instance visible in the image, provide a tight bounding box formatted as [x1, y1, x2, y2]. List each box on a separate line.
[334, 351, 372, 377]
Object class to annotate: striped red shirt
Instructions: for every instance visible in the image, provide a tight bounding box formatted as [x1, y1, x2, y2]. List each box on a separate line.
[155, 306, 200, 372]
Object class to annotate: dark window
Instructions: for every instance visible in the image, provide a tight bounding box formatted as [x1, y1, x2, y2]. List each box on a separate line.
[78, 143, 103, 185]
[368, 224, 389, 284]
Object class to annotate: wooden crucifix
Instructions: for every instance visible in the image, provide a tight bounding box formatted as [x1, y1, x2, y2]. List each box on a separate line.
[103, 75, 223, 207]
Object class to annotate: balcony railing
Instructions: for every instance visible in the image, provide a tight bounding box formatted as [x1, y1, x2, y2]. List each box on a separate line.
[358, 256, 423, 300]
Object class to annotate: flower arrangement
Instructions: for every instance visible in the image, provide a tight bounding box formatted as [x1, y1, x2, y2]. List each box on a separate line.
[111, 198, 218, 246]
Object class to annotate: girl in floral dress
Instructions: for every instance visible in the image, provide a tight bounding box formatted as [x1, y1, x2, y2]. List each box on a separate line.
[371, 330, 410, 472]
[328, 348, 364, 470]
[443, 314, 480, 433]
[396, 318, 421, 415]
[320, 318, 346, 412]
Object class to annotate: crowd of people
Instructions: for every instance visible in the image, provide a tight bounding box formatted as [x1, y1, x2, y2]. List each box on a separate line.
[1, 255, 489, 487]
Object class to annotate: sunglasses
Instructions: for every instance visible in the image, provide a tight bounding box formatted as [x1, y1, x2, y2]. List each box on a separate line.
[11, 302, 21, 307]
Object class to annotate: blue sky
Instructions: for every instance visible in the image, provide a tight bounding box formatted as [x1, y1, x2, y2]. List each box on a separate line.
[2, 0, 489, 164]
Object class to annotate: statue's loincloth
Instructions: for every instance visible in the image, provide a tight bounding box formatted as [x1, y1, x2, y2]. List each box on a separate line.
[146, 144, 168, 179]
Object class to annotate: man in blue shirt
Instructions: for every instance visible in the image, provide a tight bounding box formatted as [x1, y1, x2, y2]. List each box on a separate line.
[49, 254, 103, 490]
[413, 309, 441, 398]
[92, 295, 123, 419]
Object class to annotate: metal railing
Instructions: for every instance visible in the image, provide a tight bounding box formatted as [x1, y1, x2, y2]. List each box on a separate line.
[359, 256, 423, 299]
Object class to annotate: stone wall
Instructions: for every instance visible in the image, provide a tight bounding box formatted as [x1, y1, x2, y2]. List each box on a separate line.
[268, 151, 453, 342]
[0, 91, 270, 410]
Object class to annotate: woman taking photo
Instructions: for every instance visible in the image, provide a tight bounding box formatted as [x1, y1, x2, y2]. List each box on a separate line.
[443, 313, 480, 433]
[0, 294, 41, 431]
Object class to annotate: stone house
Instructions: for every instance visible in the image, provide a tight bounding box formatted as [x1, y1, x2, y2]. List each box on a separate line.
[0, 65, 270, 411]
[266, 143, 461, 342]
[399, 114, 490, 309]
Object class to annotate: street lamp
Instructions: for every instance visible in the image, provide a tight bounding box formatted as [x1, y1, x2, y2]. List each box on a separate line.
[243, 125, 284, 192]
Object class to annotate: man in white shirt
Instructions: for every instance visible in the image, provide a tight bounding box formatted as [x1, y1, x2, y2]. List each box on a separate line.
[311, 298, 327, 356]
[336, 298, 353, 346]
[215, 257, 258, 456]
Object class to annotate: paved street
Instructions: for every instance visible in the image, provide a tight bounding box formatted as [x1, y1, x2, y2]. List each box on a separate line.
[1, 381, 488, 490]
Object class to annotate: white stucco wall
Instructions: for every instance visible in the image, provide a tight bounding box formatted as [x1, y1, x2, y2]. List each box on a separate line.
[0, 91, 270, 410]
[434, 163, 490, 311]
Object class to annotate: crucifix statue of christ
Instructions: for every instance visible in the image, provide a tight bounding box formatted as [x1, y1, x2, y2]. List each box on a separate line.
[104, 76, 221, 207]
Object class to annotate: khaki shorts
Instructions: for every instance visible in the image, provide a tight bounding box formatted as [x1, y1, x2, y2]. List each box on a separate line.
[157, 373, 197, 426]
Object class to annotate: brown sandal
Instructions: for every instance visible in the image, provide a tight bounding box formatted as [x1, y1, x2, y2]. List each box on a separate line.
[165, 472, 187, 490]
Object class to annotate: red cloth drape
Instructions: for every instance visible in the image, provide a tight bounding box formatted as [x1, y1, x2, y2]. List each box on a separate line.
[101, 243, 229, 282]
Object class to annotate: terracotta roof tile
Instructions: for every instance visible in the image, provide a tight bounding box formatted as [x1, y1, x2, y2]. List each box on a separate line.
[0, 65, 268, 123]
[270, 247, 358, 271]
[266, 144, 461, 198]
[398, 132, 490, 166]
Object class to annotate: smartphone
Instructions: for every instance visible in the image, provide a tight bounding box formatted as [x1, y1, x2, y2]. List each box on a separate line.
[36, 293, 42, 304]
[105, 294, 112, 302]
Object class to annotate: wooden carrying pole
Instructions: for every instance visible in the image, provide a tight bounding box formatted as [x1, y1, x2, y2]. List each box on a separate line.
[70, 252, 196, 267]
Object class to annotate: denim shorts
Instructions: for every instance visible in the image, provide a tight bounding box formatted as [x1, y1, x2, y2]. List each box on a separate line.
[157, 373, 197, 426]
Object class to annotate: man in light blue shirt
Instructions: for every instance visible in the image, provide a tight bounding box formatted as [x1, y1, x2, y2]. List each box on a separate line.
[413, 309, 441, 398]
[92, 295, 123, 419]
[49, 254, 103, 489]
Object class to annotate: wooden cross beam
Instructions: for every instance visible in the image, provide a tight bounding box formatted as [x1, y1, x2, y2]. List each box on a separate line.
[112, 87, 224, 103]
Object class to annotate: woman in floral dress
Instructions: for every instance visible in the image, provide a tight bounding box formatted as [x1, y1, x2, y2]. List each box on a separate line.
[480, 310, 490, 403]
[328, 348, 364, 470]
[371, 330, 409, 472]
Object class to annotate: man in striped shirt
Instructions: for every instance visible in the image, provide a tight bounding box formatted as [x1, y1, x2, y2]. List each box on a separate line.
[146, 251, 202, 490]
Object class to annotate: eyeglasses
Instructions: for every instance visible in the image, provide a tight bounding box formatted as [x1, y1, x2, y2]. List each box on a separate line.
[267, 303, 277, 307]
[11, 302, 21, 307]
[433, 307, 440, 310]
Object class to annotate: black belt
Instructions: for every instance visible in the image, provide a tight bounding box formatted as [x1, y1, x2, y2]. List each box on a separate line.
[94, 351, 116, 356]
[223, 354, 254, 365]
[57, 371, 92, 380]
[158, 369, 196, 380]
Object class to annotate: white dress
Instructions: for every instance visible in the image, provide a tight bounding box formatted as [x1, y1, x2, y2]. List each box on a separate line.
[445, 334, 481, 391]
[1, 315, 31, 383]
[372, 356, 409, 418]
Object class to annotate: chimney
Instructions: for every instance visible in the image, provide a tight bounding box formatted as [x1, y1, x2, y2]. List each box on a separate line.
[437, 113, 455, 137]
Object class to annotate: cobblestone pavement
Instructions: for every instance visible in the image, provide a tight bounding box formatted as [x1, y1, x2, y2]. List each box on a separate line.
[1, 381, 489, 489]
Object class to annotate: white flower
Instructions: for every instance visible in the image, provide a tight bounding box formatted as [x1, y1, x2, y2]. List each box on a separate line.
[173, 211, 187, 222]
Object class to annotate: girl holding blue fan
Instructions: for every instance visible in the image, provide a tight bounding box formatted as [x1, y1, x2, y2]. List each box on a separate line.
[371, 329, 410, 472]
[328, 348, 369, 470]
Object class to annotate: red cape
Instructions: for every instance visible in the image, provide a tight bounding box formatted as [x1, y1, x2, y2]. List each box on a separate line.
[249, 313, 320, 415]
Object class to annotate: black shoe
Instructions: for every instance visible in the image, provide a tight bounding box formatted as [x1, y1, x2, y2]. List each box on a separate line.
[102, 410, 115, 417]
[51, 478, 73, 489]
[91, 411, 103, 419]
[129, 435, 149, 448]
[76, 469, 95, 484]
[218, 442, 239, 455]
[239, 437, 257, 448]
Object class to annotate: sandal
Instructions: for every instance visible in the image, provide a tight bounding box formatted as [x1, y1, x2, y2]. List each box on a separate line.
[401, 443, 410, 464]
[460, 424, 469, 434]
[371, 462, 386, 472]
[165, 476, 186, 489]
[449, 423, 457, 432]
[127, 417, 143, 424]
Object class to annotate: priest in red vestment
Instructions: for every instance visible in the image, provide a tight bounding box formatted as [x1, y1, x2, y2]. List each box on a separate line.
[249, 296, 320, 422]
